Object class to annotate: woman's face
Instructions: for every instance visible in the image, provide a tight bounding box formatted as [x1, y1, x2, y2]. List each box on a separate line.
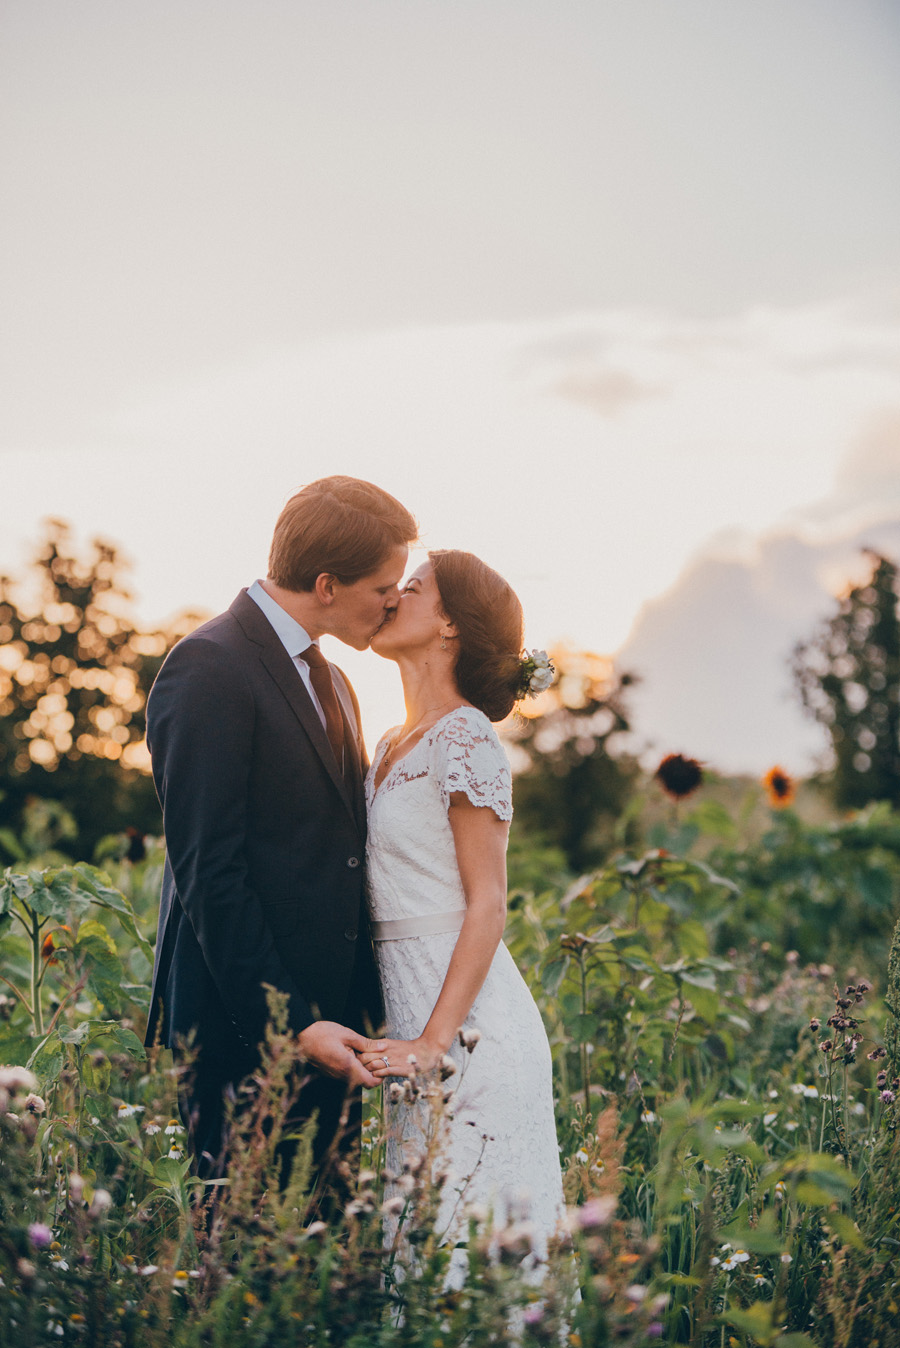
[371, 561, 448, 658]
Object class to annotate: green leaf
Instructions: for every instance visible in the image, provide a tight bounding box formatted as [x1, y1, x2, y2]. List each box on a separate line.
[28, 1031, 66, 1083]
[722, 1301, 775, 1341]
[153, 1155, 191, 1185]
[570, 1012, 602, 1044]
[59, 1021, 93, 1045]
[87, 1021, 146, 1060]
[824, 1211, 864, 1249]
[775, 1335, 818, 1348]
[0, 828, 26, 862]
[688, 799, 738, 840]
[540, 959, 566, 996]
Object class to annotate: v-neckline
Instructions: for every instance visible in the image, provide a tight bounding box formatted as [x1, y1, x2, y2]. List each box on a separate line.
[370, 706, 471, 800]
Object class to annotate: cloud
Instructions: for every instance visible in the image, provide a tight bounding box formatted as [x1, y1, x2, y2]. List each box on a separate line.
[618, 516, 900, 775]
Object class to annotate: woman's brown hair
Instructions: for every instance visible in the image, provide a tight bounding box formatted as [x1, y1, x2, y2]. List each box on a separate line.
[269, 476, 418, 591]
[429, 549, 524, 722]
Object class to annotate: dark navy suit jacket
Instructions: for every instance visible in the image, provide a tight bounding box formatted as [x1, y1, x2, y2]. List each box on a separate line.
[144, 589, 382, 1067]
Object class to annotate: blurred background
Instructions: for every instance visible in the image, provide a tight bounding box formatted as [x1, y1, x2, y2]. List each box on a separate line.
[3, 0, 900, 859]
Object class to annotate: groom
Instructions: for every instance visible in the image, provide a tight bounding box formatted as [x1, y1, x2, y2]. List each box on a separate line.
[145, 476, 417, 1180]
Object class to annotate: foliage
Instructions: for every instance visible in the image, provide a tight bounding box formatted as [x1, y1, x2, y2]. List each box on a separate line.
[505, 646, 641, 871]
[2, 792, 900, 1344]
[793, 550, 900, 809]
[0, 520, 202, 860]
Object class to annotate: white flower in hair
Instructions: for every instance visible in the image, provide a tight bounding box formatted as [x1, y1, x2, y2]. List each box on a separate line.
[517, 649, 555, 698]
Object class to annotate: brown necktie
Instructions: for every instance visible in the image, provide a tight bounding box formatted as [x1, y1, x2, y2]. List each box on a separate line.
[303, 644, 345, 771]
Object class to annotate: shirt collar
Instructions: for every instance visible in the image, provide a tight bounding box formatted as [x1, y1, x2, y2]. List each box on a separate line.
[246, 580, 314, 659]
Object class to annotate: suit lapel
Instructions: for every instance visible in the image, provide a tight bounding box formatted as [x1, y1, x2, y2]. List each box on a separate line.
[230, 591, 360, 828]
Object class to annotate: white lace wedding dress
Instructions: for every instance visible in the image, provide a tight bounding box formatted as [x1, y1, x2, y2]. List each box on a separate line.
[365, 705, 565, 1283]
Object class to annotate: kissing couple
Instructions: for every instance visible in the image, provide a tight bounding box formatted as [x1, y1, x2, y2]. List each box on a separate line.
[145, 476, 564, 1268]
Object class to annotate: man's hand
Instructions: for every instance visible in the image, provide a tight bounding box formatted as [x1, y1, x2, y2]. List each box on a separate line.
[297, 1021, 387, 1088]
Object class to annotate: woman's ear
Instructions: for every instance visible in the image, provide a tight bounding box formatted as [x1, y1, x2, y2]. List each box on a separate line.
[439, 620, 459, 642]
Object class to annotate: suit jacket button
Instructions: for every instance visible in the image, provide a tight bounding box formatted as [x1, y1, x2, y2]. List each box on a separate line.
[344, 928, 358, 942]
[347, 856, 360, 868]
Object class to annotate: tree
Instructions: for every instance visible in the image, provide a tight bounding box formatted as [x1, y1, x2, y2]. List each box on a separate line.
[0, 521, 201, 860]
[792, 550, 900, 809]
[503, 647, 640, 872]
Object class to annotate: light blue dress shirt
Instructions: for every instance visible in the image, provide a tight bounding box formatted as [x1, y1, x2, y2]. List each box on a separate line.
[246, 579, 327, 729]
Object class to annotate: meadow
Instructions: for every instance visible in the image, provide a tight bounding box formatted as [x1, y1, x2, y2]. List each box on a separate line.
[1, 783, 899, 1347]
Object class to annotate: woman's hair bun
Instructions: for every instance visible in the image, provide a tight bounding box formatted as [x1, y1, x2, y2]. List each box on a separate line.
[429, 550, 525, 722]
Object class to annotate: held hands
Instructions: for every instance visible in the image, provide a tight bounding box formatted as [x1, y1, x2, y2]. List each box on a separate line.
[296, 1020, 388, 1089]
[357, 1035, 444, 1080]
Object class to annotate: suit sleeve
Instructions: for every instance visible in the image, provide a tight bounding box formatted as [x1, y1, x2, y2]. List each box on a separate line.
[147, 636, 316, 1043]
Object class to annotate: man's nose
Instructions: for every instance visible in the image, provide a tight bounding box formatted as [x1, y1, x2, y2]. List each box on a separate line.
[384, 588, 401, 609]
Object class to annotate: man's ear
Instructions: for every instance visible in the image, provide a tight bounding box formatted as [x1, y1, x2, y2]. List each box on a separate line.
[314, 573, 338, 607]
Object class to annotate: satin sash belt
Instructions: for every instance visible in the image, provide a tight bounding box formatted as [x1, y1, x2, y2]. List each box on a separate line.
[370, 908, 467, 942]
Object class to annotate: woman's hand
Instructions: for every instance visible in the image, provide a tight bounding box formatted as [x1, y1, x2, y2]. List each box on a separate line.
[357, 1035, 444, 1079]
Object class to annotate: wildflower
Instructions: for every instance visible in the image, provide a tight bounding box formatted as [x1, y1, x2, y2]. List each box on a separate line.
[763, 766, 795, 807]
[40, 925, 71, 964]
[820, 1040, 834, 1053]
[140, 1266, 158, 1276]
[458, 1027, 481, 1053]
[163, 1119, 184, 1136]
[24, 1093, 46, 1114]
[880, 1090, 896, 1104]
[523, 1305, 544, 1326]
[305, 1221, 327, 1238]
[868, 1047, 887, 1061]
[0, 1065, 38, 1093]
[68, 1174, 85, 1204]
[439, 1055, 457, 1081]
[785, 1121, 799, 1131]
[654, 753, 704, 800]
[17, 1258, 36, 1281]
[774, 1181, 786, 1200]
[721, 1249, 750, 1271]
[387, 1082, 404, 1103]
[877, 1071, 888, 1087]
[166, 1146, 185, 1160]
[857, 979, 872, 994]
[624, 1284, 647, 1303]
[578, 1195, 617, 1230]
[641, 1110, 658, 1123]
[381, 1196, 405, 1216]
[88, 1189, 113, 1216]
[117, 1103, 144, 1119]
[27, 1223, 52, 1249]
[781, 1253, 793, 1264]
[647, 1324, 664, 1339]
[574, 1148, 589, 1164]
[144, 1122, 161, 1135]
[809, 1018, 820, 1031]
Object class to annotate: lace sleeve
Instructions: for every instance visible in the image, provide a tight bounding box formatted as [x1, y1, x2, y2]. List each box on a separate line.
[432, 710, 513, 822]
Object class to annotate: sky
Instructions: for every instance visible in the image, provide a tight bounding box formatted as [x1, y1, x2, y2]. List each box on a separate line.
[3, 1, 900, 772]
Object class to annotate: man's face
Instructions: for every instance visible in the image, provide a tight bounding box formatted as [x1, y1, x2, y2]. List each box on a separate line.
[322, 544, 408, 650]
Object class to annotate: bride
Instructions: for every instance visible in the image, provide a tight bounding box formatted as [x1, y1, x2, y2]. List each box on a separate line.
[357, 549, 564, 1280]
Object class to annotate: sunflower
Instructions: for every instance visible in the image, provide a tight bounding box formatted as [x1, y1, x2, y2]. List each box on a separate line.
[40, 924, 70, 965]
[763, 766, 795, 808]
[654, 753, 704, 800]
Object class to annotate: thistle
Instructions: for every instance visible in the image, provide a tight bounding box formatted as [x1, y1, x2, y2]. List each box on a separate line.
[885, 913, 900, 1079]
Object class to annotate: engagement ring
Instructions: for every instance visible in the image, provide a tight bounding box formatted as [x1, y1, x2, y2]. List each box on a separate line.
[382, 1056, 390, 1068]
